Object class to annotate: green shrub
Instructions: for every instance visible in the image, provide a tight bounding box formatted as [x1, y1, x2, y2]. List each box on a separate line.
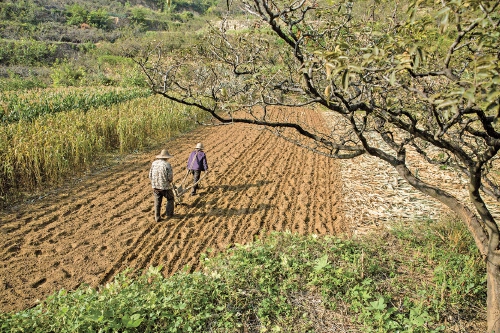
[119, 67, 149, 88]
[97, 55, 134, 66]
[0, 39, 57, 66]
[50, 60, 87, 87]
[88, 8, 109, 29]
[0, 0, 36, 23]
[0, 72, 47, 91]
[65, 4, 89, 26]
[172, 0, 218, 15]
[129, 6, 148, 24]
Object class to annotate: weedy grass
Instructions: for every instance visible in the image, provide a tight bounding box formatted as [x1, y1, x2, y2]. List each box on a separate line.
[0, 75, 48, 91]
[0, 217, 486, 332]
[0, 95, 206, 205]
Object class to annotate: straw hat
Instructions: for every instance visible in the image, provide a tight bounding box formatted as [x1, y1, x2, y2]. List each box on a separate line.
[195, 143, 204, 150]
[156, 149, 173, 159]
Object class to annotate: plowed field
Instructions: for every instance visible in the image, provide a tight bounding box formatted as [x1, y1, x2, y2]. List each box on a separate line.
[0, 108, 347, 313]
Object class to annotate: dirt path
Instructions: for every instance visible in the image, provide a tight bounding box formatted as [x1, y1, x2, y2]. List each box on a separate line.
[0, 108, 347, 313]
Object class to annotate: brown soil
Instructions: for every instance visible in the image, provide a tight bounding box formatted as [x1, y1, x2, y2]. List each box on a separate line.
[0, 107, 347, 313]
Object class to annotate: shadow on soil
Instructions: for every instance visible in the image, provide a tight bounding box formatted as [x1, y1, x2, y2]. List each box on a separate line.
[181, 204, 273, 218]
[209, 180, 274, 193]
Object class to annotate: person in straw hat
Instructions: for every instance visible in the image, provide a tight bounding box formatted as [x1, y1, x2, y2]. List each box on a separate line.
[149, 149, 175, 222]
[186, 142, 209, 196]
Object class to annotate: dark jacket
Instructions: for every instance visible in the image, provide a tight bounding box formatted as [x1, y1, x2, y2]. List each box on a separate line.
[187, 150, 208, 171]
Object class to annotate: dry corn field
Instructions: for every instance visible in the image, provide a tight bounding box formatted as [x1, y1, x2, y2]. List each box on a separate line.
[0, 95, 202, 200]
[0, 107, 348, 312]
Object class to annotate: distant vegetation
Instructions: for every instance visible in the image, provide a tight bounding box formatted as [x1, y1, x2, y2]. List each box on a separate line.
[0, 219, 487, 332]
[0, 0, 231, 90]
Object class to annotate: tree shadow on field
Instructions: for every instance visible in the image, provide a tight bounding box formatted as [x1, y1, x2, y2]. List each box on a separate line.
[209, 180, 273, 193]
[182, 203, 273, 218]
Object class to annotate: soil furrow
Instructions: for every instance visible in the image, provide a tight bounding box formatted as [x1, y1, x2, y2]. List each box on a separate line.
[145, 126, 264, 271]
[105, 123, 262, 275]
[169, 130, 280, 271]
[155, 125, 270, 273]
[0, 107, 347, 312]
[98, 221, 160, 284]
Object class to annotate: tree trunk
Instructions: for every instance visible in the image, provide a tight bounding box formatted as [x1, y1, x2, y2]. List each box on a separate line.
[393, 163, 489, 255]
[487, 261, 500, 333]
[390, 163, 500, 328]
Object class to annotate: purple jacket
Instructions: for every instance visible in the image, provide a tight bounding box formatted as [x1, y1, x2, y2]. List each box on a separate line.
[187, 150, 208, 171]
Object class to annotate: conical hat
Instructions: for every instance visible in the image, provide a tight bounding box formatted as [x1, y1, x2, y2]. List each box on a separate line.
[156, 149, 173, 159]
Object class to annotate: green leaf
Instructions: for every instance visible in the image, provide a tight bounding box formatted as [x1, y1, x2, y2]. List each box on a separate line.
[122, 313, 143, 328]
[436, 6, 450, 18]
[413, 52, 420, 69]
[348, 65, 364, 73]
[439, 10, 449, 32]
[417, 47, 426, 64]
[370, 297, 387, 310]
[436, 99, 458, 109]
[476, 71, 492, 79]
[448, 87, 465, 96]
[463, 88, 475, 102]
[314, 255, 330, 271]
[389, 71, 396, 86]
[486, 101, 499, 113]
[407, 4, 416, 24]
[342, 70, 349, 91]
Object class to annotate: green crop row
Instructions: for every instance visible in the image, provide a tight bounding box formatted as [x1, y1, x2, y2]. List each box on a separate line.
[0, 95, 205, 203]
[0, 86, 152, 123]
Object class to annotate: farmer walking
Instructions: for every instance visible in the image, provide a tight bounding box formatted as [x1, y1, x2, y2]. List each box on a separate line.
[149, 149, 175, 222]
[187, 142, 209, 196]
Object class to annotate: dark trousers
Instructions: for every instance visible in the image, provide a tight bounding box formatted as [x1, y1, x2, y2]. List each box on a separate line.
[190, 170, 201, 194]
[153, 188, 174, 221]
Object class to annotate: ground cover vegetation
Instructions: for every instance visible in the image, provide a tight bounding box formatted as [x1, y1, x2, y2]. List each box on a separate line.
[0, 218, 487, 332]
[137, 0, 500, 330]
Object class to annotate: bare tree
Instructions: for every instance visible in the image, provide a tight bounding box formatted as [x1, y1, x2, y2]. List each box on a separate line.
[136, 0, 500, 330]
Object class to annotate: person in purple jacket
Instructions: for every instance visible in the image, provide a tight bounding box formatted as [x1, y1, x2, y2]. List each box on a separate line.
[187, 142, 209, 196]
